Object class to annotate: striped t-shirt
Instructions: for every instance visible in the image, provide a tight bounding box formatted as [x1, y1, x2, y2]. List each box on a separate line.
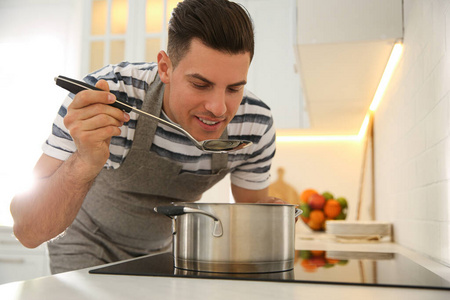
[43, 62, 276, 190]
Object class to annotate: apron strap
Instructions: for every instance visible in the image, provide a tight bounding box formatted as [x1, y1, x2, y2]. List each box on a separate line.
[132, 74, 165, 151]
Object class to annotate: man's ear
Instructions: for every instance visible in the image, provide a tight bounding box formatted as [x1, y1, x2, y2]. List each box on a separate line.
[157, 50, 172, 84]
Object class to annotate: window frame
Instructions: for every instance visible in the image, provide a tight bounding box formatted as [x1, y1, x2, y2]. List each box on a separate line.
[82, 0, 173, 75]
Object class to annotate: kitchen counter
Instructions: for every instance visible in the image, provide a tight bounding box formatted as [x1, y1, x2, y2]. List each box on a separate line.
[1, 235, 449, 300]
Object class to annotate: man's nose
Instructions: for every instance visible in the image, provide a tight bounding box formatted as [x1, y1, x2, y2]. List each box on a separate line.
[204, 91, 227, 117]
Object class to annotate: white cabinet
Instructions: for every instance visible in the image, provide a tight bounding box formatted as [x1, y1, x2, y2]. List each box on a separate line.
[0, 227, 50, 285]
[236, 0, 307, 129]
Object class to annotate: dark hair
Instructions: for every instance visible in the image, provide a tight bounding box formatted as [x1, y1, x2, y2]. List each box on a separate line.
[167, 0, 254, 67]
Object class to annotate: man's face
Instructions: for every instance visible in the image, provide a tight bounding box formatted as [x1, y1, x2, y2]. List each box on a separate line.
[158, 39, 251, 142]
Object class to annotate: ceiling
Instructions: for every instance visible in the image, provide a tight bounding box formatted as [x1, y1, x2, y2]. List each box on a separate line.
[290, 0, 403, 136]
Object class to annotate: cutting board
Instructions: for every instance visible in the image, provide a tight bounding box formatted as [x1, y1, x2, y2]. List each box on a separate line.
[268, 167, 300, 205]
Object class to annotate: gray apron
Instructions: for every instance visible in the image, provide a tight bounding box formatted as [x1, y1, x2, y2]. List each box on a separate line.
[48, 76, 230, 274]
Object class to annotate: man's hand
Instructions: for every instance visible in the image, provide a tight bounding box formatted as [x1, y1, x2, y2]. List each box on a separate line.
[63, 80, 130, 178]
[256, 196, 287, 204]
[256, 196, 299, 222]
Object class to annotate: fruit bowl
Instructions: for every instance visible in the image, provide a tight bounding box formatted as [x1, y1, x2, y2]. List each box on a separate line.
[299, 189, 348, 231]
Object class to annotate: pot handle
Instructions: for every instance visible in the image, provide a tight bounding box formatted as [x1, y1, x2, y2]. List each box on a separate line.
[295, 207, 303, 218]
[154, 205, 223, 237]
[154, 205, 186, 217]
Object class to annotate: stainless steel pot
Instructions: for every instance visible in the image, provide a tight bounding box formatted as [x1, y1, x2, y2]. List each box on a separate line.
[154, 203, 302, 273]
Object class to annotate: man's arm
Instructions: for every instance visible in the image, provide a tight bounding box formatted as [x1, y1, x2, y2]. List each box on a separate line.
[10, 153, 97, 248]
[10, 80, 129, 248]
[231, 184, 268, 203]
[231, 184, 285, 204]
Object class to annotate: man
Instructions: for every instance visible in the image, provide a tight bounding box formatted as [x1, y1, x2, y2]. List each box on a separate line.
[10, 0, 276, 274]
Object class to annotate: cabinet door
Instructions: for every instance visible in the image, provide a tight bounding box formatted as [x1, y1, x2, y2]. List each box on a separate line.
[0, 227, 50, 284]
[237, 0, 306, 129]
[0, 254, 50, 284]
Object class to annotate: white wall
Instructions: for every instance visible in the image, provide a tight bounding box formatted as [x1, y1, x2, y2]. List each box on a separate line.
[272, 139, 370, 232]
[374, 0, 450, 266]
[202, 137, 370, 234]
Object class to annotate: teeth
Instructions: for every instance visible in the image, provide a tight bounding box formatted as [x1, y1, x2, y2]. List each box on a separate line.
[199, 118, 219, 125]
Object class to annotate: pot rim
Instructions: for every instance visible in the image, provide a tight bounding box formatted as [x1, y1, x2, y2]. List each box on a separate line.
[176, 202, 298, 207]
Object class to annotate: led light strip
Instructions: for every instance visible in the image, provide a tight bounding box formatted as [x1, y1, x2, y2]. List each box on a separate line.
[369, 42, 403, 112]
[277, 41, 403, 143]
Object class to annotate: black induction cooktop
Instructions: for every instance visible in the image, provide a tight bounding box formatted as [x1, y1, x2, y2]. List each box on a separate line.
[89, 250, 450, 290]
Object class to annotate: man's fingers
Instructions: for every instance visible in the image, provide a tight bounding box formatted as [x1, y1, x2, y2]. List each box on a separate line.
[67, 112, 124, 134]
[95, 79, 110, 92]
[68, 90, 113, 110]
[262, 196, 288, 204]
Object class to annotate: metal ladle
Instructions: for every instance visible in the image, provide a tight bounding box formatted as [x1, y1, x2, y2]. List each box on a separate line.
[55, 76, 253, 153]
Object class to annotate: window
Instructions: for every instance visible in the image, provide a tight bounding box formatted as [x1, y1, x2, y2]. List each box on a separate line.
[84, 0, 179, 74]
[88, 0, 128, 71]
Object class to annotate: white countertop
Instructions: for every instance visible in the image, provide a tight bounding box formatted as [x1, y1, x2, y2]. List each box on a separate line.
[1, 234, 450, 300]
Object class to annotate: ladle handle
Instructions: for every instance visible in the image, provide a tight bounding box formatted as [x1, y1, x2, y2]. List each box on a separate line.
[55, 75, 132, 113]
[54, 75, 203, 149]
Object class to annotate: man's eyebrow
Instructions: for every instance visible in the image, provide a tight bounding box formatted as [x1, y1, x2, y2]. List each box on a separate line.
[187, 73, 214, 85]
[187, 73, 247, 87]
[228, 80, 247, 87]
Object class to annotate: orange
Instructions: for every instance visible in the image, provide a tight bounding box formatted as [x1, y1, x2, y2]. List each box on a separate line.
[324, 199, 342, 219]
[309, 256, 326, 267]
[310, 250, 325, 257]
[309, 209, 325, 224]
[301, 259, 318, 272]
[307, 220, 322, 231]
[308, 210, 326, 231]
[300, 189, 318, 203]
[301, 216, 310, 223]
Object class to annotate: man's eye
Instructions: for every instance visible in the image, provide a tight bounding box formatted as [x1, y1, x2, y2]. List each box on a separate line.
[192, 83, 208, 89]
[228, 87, 241, 93]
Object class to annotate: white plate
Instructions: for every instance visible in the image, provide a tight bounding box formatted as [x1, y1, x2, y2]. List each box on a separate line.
[325, 220, 392, 237]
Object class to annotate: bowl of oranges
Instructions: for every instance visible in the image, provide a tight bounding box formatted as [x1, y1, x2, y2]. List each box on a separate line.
[299, 189, 348, 231]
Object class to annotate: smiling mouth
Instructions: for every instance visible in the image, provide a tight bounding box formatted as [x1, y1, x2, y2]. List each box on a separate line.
[198, 117, 220, 125]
